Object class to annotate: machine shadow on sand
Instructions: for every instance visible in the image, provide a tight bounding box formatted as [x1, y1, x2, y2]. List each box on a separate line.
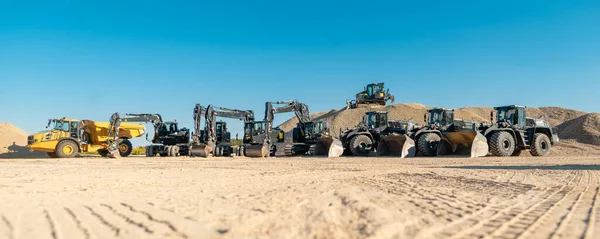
[0, 142, 48, 159]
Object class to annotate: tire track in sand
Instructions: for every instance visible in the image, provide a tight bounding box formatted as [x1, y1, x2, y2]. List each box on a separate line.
[1, 214, 14, 239]
[583, 171, 600, 239]
[439, 171, 579, 239]
[485, 170, 585, 239]
[64, 208, 91, 239]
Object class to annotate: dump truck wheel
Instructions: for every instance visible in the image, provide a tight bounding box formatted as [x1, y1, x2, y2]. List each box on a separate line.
[512, 149, 522, 156]
[350, 135, 372, 156]
[55, 140, 79, 158]
[47, 152, 59, 158]
[489, 131, 515, 157]
[118, 139, 133, 157]
[418, 133, 440, 156]
[530, 133, 551, 157]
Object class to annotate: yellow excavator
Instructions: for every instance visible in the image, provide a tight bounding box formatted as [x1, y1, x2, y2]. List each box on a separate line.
[27, 117, 145, 158]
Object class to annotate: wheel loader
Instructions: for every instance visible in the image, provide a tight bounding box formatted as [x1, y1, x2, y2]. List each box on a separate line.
[346, 83, 395, 109]
[412, 108, 488, 158]
[480, 105, 559, 157]
[27, 117, 145, 158]
[189, 104, 254, 157]
[338, 111, 416, 158]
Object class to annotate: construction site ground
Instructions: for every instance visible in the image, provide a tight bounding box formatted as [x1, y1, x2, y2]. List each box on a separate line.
[1, 155, 600, 239]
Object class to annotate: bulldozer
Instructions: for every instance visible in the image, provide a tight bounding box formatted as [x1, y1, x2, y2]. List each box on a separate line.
[346, 83, 395, 109]
[412, 108, 488, 158]
[27, 117, 145, 158]
[108, 113, 190, 157]
[480, 105, 559, 157]
[338, 111, 416, 157]
[189, 104, 254, 157]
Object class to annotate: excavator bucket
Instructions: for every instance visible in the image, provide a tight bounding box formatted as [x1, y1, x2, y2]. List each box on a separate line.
[437, 131, 488, 158]
[376, 133, 416, 158]
[244, 144, 269, 158]
[189, 144, 213, 158]
[313, 136, 344, 158]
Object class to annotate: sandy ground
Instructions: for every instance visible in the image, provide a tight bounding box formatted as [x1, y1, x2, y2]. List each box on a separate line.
[1, 156, 600, 239]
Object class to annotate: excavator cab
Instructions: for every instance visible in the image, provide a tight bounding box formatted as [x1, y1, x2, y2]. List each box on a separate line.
[215, 121, 231, 143]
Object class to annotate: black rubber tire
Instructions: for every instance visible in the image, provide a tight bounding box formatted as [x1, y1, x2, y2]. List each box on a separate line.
[170, 145, 180, 157]
[146, 146, 155, 157]
[350, 135, 373, 156]
[118, 139, 133, 157]
[417, 133, 441, 157]
[98, 149, 109, 157]
[512, 149, 522, 156]
[47, 152, 59, 158]
[223, 146, 231, 157]
[55, 140, 79, 158]
[530, 133, 552, 157]
[489, 131, 515, 157]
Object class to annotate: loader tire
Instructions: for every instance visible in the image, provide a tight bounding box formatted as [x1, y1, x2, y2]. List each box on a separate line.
[118, 139, 133, 157]
[418, 133, 440, 156]
[489, 131, 515, 157]
[530, 133, 551, 157]
[350, 135, 373, 156]
[55, 140, 79, 158]
[146, 146, 155, 157]
[511, 149, 522, 156]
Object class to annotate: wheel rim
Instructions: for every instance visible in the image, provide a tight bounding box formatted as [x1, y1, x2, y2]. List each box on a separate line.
[541, 141, 548, 151]
[120, 144, 128, 153]
[502, 139, 511, 150]
[63, 145, 74, 155]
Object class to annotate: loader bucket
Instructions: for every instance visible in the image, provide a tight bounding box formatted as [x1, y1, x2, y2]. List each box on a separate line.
[376, 133, 416, 158]
[437, 131, 489, 158]
[313, 136, 344, 158]
[245, 144, 269, 158]
[107, 143, 121, 158]
[189, 144, 213, 158]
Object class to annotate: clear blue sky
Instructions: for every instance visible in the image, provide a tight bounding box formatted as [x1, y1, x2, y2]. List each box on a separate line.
[1, 0, 599, 143]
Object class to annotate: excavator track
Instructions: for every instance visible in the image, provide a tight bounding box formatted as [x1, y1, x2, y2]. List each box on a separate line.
[284, 145, 294, 156]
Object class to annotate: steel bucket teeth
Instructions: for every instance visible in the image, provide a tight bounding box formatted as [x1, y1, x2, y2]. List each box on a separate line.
[189, 144, 212, 158]
[376, 134, 416, 158]
[314, 136, 344, 158]
[437, 131, 489, 158]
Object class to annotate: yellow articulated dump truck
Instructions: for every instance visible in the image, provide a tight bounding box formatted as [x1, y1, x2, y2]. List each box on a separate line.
[27, 117, 146, 158]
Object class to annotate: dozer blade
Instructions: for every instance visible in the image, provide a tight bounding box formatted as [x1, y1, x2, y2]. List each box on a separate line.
[313, 136, 344, 158]
[245, 144, 269, 158]
[437, 131, 489, 158]
[376, 133, 416, 158]
[189, 144, 213, 158]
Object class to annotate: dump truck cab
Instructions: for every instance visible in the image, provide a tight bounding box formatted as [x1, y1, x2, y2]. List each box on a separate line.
[27, 118, 81, 156]
[481, 105, 558, 157]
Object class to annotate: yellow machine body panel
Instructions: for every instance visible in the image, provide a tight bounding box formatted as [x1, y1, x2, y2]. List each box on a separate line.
[27, 118, 145, 155]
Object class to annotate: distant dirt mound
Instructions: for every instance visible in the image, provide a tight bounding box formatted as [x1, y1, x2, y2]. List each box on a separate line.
[0, 123, 47, 158]
[556, 113, 600, 145]
[538, 107, 588, 127]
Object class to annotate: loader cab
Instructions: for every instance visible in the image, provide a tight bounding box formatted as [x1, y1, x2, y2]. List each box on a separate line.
[364, 111, 388, 129]
[427, 108, 454, 127]
[494, 105, 526, 129]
